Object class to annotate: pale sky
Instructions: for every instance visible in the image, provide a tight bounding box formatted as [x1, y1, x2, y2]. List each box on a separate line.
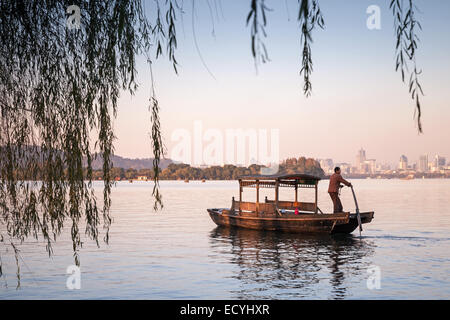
[112, 0, 450, 167]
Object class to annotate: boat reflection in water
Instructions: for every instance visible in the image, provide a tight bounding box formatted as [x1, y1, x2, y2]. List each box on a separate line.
[209, 227, 376, 299]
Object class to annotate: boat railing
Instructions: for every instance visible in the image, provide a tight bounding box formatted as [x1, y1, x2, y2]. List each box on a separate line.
[264, 199, 317, 212]
[231, 198, 318, 215]
[231, 198, 277, 215]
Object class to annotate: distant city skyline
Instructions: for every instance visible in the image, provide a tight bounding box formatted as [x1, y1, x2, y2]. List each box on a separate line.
[317, 147, 448, 175]
[113, 142, 449, 170]
[109, 146, 448, 174]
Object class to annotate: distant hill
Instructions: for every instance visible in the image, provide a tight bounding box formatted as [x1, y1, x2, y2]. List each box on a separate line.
[91, 155, 173, 170]
[0, 146, 174, 170]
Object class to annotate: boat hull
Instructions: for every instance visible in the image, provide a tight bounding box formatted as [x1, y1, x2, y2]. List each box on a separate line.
[207, 209, 374, 234]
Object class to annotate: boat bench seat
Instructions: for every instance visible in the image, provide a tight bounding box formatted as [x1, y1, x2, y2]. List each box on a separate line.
[232, 201, 277, 214]
[265, 200, 317, 212]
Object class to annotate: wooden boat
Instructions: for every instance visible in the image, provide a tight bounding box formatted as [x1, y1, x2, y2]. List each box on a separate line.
[207, 174, 374, 235]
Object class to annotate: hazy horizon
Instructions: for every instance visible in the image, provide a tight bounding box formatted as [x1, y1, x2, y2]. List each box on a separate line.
[109, 0, 449, 167]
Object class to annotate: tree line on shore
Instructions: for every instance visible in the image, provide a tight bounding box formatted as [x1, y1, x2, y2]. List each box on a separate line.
[93, 157, 325, 181]
[2, 156, 325, 181]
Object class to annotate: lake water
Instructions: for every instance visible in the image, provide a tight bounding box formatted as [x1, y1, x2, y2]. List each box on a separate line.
[1, 179, 449, 299]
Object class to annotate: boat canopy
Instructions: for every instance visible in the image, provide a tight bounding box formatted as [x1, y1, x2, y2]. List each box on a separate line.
[238, 173, 321, 189]
[234, 173, 321, 214]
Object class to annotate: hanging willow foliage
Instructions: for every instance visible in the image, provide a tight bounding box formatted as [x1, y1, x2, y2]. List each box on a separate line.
[247, 0, 271, 68]
[0, 0, 179, 282]
[390, 0, 424, 132]
[247, 0, 424, 129]
[297, 0, 324, 97]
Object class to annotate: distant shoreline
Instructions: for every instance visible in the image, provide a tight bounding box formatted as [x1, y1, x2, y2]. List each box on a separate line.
[323, 173, 449, 180]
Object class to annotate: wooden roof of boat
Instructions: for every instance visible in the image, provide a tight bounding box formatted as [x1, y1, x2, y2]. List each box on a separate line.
[238, 173, 321, 181]
[238, 173, 321, 189]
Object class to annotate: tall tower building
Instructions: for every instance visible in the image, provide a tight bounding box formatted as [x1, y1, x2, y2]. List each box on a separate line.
[399, 155, 408, 170]
[356, 148, 366, 173]
[419, 155, 428, 172]
[434, 155, 446, 168]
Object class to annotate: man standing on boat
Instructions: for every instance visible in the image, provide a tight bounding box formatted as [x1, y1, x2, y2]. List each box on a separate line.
[328, 167, 352, 213]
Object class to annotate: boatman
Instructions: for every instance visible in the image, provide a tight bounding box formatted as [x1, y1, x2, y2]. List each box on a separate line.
[328, 167, 352, 213]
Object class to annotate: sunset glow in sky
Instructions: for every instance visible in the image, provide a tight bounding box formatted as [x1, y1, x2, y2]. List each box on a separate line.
[113, 0, 450, 167]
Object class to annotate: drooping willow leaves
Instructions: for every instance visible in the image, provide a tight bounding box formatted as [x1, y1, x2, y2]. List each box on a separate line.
[246, 0, 424, 130]
[390, 0, 424, 132]
[297, 0, 324, 97]
[0, 0, 179, 278]
[247, 0, 271, 68]
[246, 0, 325, 94]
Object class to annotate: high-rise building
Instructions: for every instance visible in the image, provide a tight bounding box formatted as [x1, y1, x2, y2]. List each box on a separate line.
[399, 155, 408, 170]
[419, 155, 428, 172]
[434, 155, 446, 168]
[356, 148, 366, 172]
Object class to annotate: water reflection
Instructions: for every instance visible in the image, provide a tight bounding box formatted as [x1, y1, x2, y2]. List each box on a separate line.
[209, 227, 376, 299]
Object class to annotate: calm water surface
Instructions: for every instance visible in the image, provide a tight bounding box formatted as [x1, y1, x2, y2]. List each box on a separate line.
[1, 179, 449, 299]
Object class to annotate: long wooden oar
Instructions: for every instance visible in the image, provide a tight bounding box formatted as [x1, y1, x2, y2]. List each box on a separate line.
[350, 185, 363, 237]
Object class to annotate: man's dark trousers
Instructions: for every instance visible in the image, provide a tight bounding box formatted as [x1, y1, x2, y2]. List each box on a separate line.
[329, 192, 343, 213]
